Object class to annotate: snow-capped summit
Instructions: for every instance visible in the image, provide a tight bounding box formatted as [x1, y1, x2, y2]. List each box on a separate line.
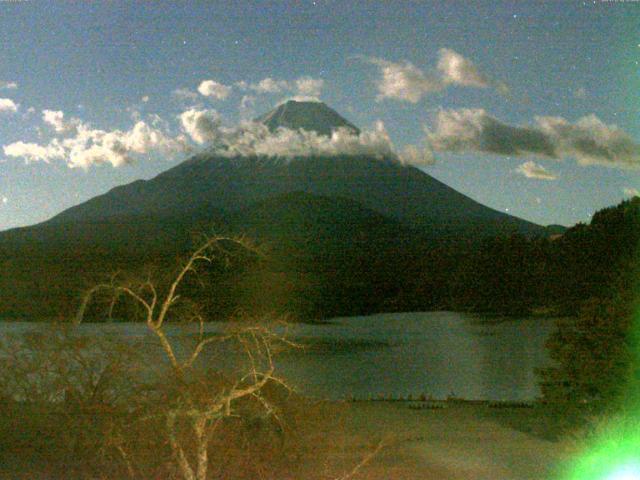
[256, 100, 360, 137]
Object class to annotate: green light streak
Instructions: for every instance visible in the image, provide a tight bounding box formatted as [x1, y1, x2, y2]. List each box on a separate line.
[560, 414, 640, 480]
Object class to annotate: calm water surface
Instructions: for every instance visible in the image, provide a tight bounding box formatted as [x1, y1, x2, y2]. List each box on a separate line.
[0, 311, 558, 401]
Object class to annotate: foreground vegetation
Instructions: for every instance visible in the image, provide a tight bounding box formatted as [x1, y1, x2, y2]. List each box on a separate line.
[0, 392, 570, 480]
[1, 198, 639, 477]
[0, 236, 388, 480]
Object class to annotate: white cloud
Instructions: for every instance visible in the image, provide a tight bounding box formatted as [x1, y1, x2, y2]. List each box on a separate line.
[1, 196, 7, 205]
[0, 98, 18, 113]
[428, 108, 555, 157]
[197, 80, 232, 100]
[120, 121, 184, 156]
[0, 81, 18, 90]
[4, 119, 187, 169]
[3, 141, 64, 163]
[427, 108, 640, 169]
[42, 109, 80, 135]
[437, 48, 489, 88]
[65, 122, 187, 169]
[535, 114, 640, 168]
[515, 161, 558, 180]
[623, 187, 640, 197]
[179, 108, 221, 144]
[398, 144, 435, 166]
[234, 76, 325, 101]
[173, 106, 439, 167]
[141, 95, 149, 103]
[208, 119, 396, 160]
[250, 78, 290, 94]
[364, 50, 506, 103]
[173, 88, 199, 101]
[295, 76, 324, 97]
[175, 106, 399, 160]
[239, 76, 324, 98]
[367, 57, 442, 103]
[282, 95, 323, 103]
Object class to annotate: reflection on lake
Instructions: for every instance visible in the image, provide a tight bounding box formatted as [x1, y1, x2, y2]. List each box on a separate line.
[0, 311, 557, 401]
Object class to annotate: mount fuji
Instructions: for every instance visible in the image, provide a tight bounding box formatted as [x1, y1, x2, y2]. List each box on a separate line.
[35, 100, 545, 238]
[0, 100, 553, 319]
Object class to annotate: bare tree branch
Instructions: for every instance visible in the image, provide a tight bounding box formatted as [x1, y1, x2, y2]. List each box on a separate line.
[70, 234, 359, 480]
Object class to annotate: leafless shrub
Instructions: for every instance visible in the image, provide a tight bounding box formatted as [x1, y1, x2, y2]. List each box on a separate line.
[73, 235, 312, 480]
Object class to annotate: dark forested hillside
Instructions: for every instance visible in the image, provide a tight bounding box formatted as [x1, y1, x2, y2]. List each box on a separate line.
[0, 196, 637, 321]
[536, 199, 640, 414]
[379, 197, 639, 317]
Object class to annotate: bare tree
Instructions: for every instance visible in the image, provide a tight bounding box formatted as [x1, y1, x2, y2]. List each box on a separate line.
[76, 235, 301, 480]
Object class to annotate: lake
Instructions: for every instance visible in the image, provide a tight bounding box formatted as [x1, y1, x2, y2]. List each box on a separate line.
[0, 311, 558, 402]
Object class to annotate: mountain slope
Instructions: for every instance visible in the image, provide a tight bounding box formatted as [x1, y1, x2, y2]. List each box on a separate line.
[216, 191, 418, 318]
[228, 189, 413, 249]
[45, 154, 545, 238]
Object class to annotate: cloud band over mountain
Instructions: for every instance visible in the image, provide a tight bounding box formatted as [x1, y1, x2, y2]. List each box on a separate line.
[4, 118, 188, 169]
[179, 107, 399, 160]
[4, 103, 431, 168]
[428, 109, 640, 169]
